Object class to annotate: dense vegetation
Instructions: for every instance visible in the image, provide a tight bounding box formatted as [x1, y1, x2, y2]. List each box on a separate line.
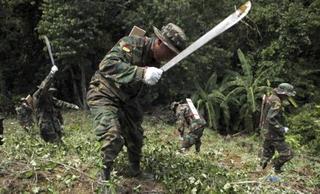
[0, 0, 320, 192]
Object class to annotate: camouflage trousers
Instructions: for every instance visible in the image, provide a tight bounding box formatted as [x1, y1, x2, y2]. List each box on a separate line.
[90, 101, 144, 167]
[39, 119, 63, 143]
[181, 127, 204, 152]
[261, 139, 294, 169]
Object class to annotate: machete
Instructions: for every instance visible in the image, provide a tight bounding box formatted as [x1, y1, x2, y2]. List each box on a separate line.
[42, 35, 56, 66]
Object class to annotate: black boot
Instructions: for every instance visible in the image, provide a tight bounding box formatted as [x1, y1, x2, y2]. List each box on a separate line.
[273, 165, 283, 174]
[128, 162, 141, 177]
[128, 162, 154, 180]
[260, 160, 268, 170]
[100, 162, 113, 181]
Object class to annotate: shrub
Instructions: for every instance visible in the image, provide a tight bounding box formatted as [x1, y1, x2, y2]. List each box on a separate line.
[288, 104, 320, 155]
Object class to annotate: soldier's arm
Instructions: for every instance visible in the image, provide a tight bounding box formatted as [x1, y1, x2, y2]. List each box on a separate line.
[33, 70, 56, 99]
[53, 97, 79, 110]
[176, 108, 188, 135]
[99, 36, 145, 85]
[266, 101, 284, 130]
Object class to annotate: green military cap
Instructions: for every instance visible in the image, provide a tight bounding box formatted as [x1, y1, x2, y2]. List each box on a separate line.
[274, 83, 296, 97]
[153, 23, 187, 54]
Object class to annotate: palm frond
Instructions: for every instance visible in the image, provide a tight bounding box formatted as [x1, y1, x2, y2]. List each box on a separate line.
[237, 49, 253, 83]
[205, 72, 218, 91]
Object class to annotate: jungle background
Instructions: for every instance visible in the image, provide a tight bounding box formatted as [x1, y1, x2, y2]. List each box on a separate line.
[0, 0, 320, 193]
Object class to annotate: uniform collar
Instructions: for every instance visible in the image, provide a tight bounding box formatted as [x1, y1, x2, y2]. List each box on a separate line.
[143, 37, 160, 67]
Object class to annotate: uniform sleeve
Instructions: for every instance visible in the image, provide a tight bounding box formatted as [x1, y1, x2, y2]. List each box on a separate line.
[266, 100, 284, 130]
[176, 107, 188, 133]
[98, 37, 145, 85]
[33, 71, 55, 99]
[53, 98, 78, 110]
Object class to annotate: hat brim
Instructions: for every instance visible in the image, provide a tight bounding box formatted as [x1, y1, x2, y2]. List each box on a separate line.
[153, 26, 180, 54]
[274, 88, 296, 97]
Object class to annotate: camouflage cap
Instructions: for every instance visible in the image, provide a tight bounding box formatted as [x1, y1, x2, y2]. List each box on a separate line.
[274, 83, 296, 97]
[153, 23, 187, 54]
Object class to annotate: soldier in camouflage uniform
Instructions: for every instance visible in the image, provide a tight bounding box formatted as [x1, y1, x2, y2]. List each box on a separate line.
[0, 115, 4, 145]
[259, 83, 296, 173]
[171, 100, 206, 153]
[15, 97, 34, 131]
[87, 23, 187, 180]
[32, 65, 79, 143]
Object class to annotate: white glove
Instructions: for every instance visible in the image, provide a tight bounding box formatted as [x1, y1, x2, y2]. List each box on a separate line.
[50, 65, 58, 74]
[143, 67, 163, 85]
[74, 105, 80, 110]
[280, 127, 289, 133]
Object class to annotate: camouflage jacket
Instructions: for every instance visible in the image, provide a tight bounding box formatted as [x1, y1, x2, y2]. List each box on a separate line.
[32, 71, 77, 125]
[175, 103, 206, 134]
[52, 97, 78, 110]
[261, 94, 286, 140]
[15, 103, 33, 124]
[87, 36, 159, 106]
[52, 97, 78, 125]
[32, 71, 56, 125]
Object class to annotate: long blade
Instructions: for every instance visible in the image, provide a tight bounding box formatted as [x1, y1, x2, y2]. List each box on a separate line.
[161, 1, 252, 72]
[186, 98, 200, 120]
[43, 35, 55, 66]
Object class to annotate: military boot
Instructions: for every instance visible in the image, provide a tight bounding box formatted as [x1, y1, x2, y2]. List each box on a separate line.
[128, 162, 154, 180]
[100, 162, 113, 181]
[128, 162, 141, 177]
[195, 145, 201, 153]
[273, 165, 283, 174]
[260, 160, 268, 170]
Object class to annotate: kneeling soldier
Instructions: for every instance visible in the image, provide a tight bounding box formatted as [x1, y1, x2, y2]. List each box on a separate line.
[15, 97, 34, 132]
[171, 98, 206, 153]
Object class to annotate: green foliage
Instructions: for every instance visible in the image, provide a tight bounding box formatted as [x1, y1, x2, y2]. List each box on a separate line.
[192, 72, 233, 133]
[37, 0, 107, 63]
[193, 49, 272, 133]
[223, 49, 272, 132]
[288, 104, 320, 155]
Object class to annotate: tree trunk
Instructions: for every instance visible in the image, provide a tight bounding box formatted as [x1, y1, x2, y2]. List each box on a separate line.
[79, 64, 88, 110]
[0, 67, 7, 97]
[69, 68, 83, 108]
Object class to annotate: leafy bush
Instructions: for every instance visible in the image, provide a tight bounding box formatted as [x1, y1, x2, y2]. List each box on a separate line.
[288, 104, 320, 155]
[193, 49, 272, 134]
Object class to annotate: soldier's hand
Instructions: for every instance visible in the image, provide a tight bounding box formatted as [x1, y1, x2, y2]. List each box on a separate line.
[50, 65, 58, 74]
[143, 67, 163, 85]
[74, 105, 80, 110]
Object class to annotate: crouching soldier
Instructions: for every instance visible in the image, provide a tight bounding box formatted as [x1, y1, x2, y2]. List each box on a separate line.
[15, 97, 34, 132]
[171, 98, 206, 153]
[259, 83, 295, 173]
[32, 65, 79, 143]
[0, 115, 4, 145]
